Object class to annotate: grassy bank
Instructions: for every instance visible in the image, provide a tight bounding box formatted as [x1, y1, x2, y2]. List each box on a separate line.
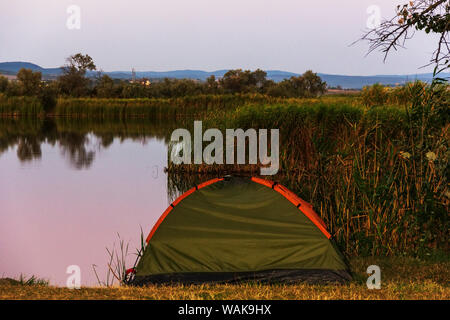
[1, 257, 448, 300]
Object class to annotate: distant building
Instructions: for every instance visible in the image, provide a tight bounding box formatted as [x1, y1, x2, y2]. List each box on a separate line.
[131, 68, 136, 83]
[137, 78, 151, 86]
[129, 77, 151, 86]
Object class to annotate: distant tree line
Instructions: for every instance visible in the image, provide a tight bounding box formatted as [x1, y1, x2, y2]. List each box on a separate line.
[0, 53, 327, 109]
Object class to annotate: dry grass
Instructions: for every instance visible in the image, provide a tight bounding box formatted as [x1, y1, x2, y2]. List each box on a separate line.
[1, 257, 448, 300]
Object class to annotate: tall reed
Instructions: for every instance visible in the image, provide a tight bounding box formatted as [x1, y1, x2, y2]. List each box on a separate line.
[167, 89, 448, 256]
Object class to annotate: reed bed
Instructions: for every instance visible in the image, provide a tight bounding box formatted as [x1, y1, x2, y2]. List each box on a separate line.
[0, 94, 284, 118]
[166, 94, 448, 256]
[0, 94, 43, 116]
[0, 94, 358, 119]
[54, 94, 283, 118]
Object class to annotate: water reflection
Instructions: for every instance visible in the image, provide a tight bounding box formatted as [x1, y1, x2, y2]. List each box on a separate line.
[0, 118, 177, 170]
[0, 117, 180, 286]
[59, 133, 96, 169]
[16, 137, 42, 162]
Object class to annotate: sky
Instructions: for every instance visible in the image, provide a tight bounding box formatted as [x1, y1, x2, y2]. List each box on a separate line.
[0, 0, 440, 75]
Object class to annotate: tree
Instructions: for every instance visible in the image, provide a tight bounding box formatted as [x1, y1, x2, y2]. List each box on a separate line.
[17, 68, 42, 96]
[301, 70, 327, 97]
[359, 0, 449, 74]
[66, 53, 96, 73]
[39, 83, 58, 113]
[5, 81, 22, 96]
[220, 69, 268, 93]
[206, 75, 219, 94]
[220, 69, 246, 93]
[252, 69, 268, 89]
[58, 53, 96, 96]
[265, 71, 326, 98]
[287, 76, 307, 97]
[96, 74, 115, 98]
[0, 75, 8, 93]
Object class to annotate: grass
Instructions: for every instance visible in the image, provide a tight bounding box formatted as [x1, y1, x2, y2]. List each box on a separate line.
[0, 257, 448, 300]
[0, 275, 49, 287]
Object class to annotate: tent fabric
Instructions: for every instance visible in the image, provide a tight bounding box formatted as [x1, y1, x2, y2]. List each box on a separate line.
[251, 177, 331, 238]
[131, 176, 351, 285]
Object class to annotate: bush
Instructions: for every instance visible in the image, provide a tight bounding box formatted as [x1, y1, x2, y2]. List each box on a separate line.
[39, 85, 58, 113]
[0, 75, 8, 93]
[387, 81, 428, 105]
[361, 83, 388, 106]
[5, 81, 22, 96]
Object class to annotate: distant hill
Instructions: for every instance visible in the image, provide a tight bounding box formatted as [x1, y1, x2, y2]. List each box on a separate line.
[316, 73, 442, 89]
[1, 61, 448, 89]
[0, 62, 61, 76]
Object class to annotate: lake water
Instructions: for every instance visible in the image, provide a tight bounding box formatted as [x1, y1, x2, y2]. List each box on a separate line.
[0, 119, 179, 286]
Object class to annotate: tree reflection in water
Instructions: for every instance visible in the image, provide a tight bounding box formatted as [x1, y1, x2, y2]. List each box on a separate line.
[58, 132, 96, 169]
[0, 117, 174, 170]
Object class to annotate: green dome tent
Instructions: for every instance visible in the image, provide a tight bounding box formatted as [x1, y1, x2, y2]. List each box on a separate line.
[130, 176, 351, 285]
